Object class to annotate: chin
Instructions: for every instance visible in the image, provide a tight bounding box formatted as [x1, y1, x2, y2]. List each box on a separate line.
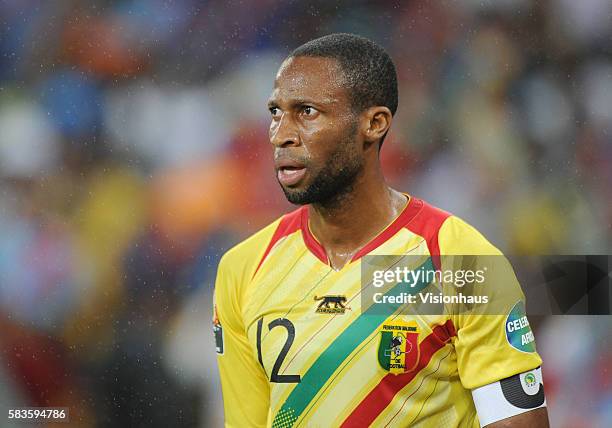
[281, 187, 311, 205]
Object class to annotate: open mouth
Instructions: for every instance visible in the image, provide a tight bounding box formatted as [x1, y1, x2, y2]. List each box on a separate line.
[277, 165, 307, 186]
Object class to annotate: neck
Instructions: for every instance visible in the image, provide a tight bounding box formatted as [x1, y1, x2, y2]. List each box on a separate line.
[308, 165, 407, 270]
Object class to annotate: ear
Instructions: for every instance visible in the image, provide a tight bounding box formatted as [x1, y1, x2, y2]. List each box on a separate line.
[361, 106, 393, 148]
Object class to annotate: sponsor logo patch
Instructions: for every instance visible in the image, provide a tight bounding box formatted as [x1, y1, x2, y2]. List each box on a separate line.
[314, 295, 349, 314]
[505, 301, 536, 353]
[377, 320, 420, 374]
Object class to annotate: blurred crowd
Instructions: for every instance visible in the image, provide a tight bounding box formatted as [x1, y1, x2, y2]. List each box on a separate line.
[0, 0, 610, 427]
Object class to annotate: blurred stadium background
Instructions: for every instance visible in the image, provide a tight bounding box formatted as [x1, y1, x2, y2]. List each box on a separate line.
[0, 0, 611, 426]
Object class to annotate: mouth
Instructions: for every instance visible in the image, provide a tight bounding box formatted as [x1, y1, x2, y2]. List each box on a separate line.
[275, 158, 307, 187]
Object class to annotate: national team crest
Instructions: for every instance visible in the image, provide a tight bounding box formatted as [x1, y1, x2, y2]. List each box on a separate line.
[377, 320, 420, 374]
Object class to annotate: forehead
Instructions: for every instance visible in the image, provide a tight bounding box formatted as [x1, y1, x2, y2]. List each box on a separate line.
[270, 56, 349, 104]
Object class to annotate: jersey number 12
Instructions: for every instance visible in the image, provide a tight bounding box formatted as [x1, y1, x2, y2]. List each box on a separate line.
[256, 317, 301, 383]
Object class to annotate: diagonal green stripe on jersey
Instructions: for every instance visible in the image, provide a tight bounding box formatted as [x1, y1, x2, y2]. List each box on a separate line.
[271, 257, 436, 428]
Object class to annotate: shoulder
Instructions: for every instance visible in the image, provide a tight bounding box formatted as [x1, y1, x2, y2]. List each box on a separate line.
[406, 197, 502, 256]
[438, 215, 502, 255]
[217, 206, 304, 284]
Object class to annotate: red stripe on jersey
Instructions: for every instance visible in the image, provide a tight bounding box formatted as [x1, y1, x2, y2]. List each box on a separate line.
[403, 198, 451, 269]
[252, 208, 303, 278]
[340, 319, 457, 428]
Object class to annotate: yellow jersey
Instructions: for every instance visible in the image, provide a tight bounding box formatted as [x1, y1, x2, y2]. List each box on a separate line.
[213, 196, 542, 427]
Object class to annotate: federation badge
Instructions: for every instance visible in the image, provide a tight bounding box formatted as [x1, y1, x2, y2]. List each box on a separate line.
[523, 372, 537, 389]
[377, 320, 420, 374]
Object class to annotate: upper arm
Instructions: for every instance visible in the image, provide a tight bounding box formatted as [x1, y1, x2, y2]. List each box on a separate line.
[438, 216, 543, 387]
[214, 254, 270, 427]
[437, 216, 547, 425]
[486, 408, 549, 427]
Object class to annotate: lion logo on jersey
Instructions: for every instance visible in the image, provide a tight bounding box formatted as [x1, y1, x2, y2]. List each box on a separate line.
[314, 295, 349, 314]
[378, 320, 420, 374]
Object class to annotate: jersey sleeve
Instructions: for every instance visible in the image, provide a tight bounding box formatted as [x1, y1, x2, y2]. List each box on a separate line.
[439, 216, 543, 390]
[214, 252, 270, 427]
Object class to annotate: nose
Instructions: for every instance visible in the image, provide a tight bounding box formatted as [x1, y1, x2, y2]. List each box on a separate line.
[270, 113, 299, 148]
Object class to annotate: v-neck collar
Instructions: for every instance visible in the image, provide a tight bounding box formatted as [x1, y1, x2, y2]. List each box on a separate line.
[299, 195, 423, 267]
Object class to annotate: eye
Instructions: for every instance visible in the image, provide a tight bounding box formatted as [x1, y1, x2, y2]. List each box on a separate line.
[302, 106, 318, 117]
[269, 107, 281, 119]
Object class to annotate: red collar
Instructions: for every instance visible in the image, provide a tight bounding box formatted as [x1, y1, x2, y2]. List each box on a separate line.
[299, 196, 424, 265]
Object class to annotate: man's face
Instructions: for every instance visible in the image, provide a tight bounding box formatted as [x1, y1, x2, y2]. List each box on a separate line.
[267, 56, 364, 205]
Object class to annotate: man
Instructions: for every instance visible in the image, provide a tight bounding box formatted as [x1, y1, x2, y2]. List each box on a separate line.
[214, 33, 549, 427]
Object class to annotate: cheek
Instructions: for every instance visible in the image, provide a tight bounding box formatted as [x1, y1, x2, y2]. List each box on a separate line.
[303, 129, 336, 160]
[301, 119, 344, 145]
[300, 115, 358, 160]
[311, 134, 354, 167]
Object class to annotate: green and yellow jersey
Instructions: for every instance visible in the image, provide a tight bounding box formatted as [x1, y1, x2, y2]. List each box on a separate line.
[213, 196, 542, 427]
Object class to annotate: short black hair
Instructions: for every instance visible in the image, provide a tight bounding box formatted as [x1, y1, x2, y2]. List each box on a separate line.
[290, 33, 398, 117]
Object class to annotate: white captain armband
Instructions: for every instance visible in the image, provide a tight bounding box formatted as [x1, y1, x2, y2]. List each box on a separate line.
[471, 367, 546, 427]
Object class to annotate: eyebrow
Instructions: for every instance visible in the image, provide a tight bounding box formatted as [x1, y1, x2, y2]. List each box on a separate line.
[267, 97, 338, 109]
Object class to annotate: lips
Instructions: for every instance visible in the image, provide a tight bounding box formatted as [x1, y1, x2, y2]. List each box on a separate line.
[275, 158, 307, 187]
